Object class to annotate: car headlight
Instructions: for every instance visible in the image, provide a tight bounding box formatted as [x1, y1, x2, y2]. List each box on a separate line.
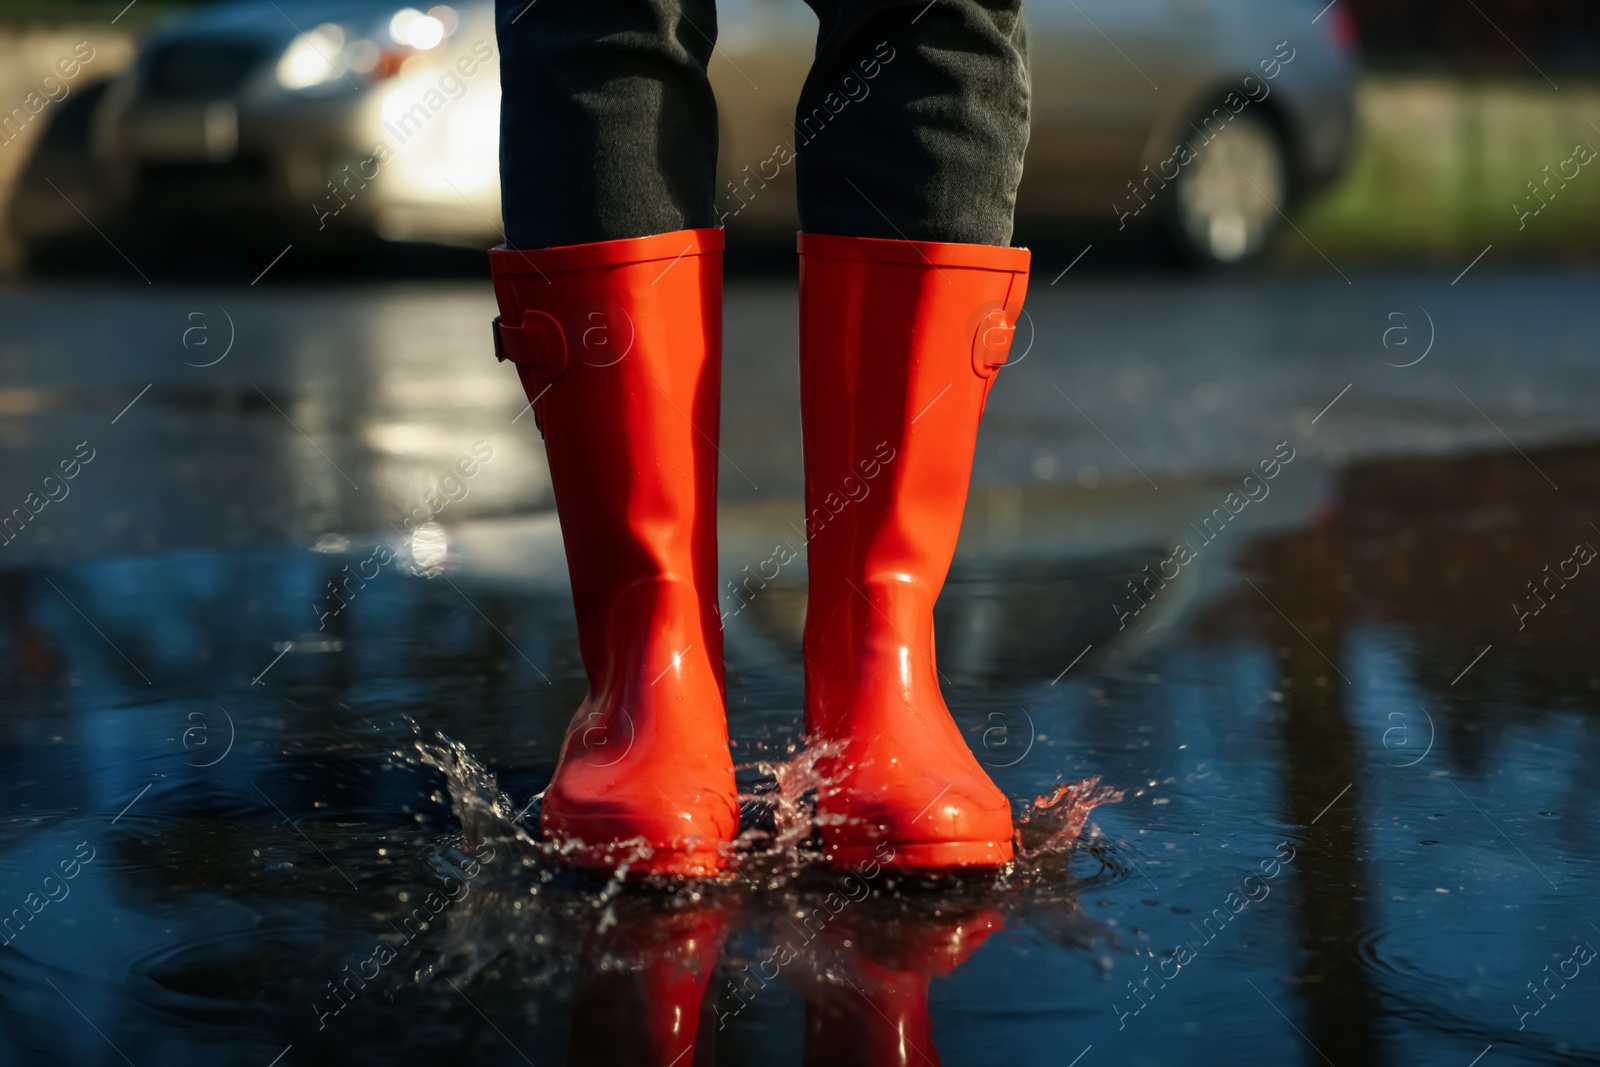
[276, 23, 346, 90]
[389, 8, 445, 50]
[277, 8, 459, 91]
[389, 6, 460, 50]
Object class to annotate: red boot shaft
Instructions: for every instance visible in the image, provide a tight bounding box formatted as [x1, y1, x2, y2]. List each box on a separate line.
[491, 229, 737, 877]
[798, 233, 1030, 871]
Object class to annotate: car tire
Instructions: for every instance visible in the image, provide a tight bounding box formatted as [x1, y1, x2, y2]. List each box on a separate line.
[1165, 108, 1290, 268]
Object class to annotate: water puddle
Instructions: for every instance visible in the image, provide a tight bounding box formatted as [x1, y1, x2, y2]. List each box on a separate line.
[1, 442, 1598, 1064]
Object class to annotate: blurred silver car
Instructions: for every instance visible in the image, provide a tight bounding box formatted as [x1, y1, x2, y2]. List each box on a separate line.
[91, 0, 503, 248]
[717, 0, 1358, 263]
[24, 0, 1357, 264]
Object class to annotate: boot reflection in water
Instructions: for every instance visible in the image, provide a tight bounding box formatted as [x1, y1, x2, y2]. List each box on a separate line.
[491, 0, 1031, 876]
[565, 904, 728, 1066]
[801, 906, 1004, 1067]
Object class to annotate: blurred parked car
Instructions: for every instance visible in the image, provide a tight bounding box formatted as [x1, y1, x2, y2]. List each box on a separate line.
[716, 0, 1358, 263]
[11, 0, 1356, 266]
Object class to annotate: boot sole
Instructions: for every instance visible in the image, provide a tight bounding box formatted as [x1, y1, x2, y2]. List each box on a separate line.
[544, 826, 734, 880]
[563, 848, 731, 880]
[824, 839, 1013, 872]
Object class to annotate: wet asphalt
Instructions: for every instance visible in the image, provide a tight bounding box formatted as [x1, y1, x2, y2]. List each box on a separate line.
[0, 265, 1594, 566]
[1, 265, 1598, 1066]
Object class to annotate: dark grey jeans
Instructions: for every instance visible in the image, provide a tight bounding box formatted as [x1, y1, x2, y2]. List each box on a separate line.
[495, 0, 1029, 249]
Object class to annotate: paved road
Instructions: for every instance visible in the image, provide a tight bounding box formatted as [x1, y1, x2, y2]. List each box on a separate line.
[0, 267, 1593, 568]
[1, 268, 1596, 1067]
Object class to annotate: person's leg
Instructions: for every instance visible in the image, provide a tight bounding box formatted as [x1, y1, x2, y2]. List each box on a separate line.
[491, 0, 736, 877]
[497, 0, 720, 247]
[794, 0, 1029, 244]
[794, 0, 1032, 870]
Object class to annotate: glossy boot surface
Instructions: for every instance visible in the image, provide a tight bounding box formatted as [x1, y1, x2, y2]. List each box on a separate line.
[491, 229, 736, 878]
[798, 233, 1030, 871]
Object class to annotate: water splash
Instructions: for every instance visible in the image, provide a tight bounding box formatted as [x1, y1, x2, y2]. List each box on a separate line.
[731, 738, 846, 872]
[411, 728, 539, 853]
[410, 723, 1123, 892]
[410, 727, 715, 899]
[1014, 776, 1125, 860]
[396, 726, 1130, 1009]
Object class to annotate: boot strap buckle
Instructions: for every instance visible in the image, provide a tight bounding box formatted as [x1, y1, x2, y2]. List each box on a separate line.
[971, 308, 1017, 379]
[492, 309, 568, 381]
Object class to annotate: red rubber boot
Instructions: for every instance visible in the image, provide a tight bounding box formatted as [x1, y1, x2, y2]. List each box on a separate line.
[797, 233, 1030, 871]
[490, 229, 737, 878]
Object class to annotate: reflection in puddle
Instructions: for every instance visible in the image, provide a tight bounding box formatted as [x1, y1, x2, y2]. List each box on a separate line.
[0, 442, 1598, 1064]
[406, 725, 1119, 1066]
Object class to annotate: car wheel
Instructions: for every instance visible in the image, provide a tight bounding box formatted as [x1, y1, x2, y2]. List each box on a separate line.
[1167, 109, 1289, 267]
